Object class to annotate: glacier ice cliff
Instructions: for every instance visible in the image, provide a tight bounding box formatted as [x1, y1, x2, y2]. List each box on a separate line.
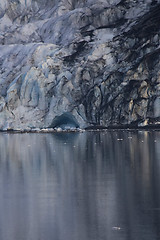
[0, 0, 160, 130]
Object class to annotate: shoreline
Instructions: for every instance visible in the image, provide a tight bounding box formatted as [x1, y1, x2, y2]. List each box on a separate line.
[0, 124, 160, 134]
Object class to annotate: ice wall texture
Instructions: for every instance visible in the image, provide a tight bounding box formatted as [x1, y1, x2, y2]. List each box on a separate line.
[0, 0, 160, 130]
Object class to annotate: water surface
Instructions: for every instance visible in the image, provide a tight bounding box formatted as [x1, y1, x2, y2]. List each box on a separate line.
[0, 130, 159, 240]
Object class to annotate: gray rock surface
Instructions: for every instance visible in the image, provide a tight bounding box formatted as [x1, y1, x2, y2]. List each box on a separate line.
[0, 0, 160, 130]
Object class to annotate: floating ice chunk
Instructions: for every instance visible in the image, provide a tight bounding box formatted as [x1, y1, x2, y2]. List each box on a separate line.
[112, 226, 121, 231]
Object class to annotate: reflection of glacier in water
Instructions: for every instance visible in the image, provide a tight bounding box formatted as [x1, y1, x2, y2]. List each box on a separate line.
[0, 130, 159, 240]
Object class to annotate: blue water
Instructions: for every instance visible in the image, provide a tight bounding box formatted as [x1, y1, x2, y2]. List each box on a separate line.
[0, 130, 159, 240]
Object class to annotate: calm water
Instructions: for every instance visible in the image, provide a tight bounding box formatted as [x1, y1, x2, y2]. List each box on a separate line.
[0, 130, 160, 240]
